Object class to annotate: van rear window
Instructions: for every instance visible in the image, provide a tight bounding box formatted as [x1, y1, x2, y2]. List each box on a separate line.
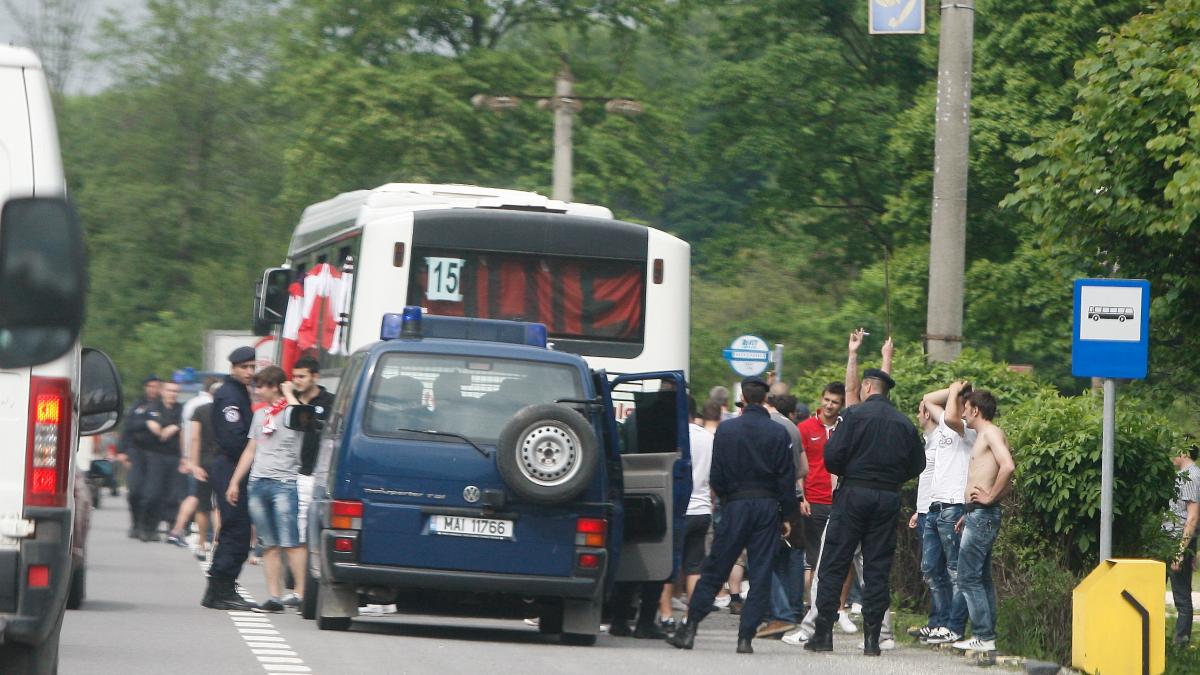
[363, 353, 584, 445]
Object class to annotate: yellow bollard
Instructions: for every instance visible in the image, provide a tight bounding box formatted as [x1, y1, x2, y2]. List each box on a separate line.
[1072, 559, 1165, 675]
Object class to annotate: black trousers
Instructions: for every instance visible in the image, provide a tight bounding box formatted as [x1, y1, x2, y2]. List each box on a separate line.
[125, 447, 144, 524]
[1169, 539, 1198, 644]
[208, 454, 251, 581]
[135, 452, 177, 532]
[610, 581, 662, 628]
[815, 486, 900, 632]
[686, 498, 780, 640]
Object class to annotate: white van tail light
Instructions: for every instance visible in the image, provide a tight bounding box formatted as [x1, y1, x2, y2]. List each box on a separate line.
[25, 377, 72, 508]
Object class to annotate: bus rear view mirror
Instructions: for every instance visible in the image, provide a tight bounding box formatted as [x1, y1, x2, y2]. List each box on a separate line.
[255, 267, 291, 332]
[0, 197, 85, 368]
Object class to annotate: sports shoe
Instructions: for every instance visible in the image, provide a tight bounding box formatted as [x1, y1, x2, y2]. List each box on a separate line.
[166, 532, 188, 547]
[360, 603, 397, 615]
[659, 616, 678, 635]
[254, 598, 285, 613]
[712, 594, 731, 609]
[671, 596, 689, 612]
[781, 628, 807, 645]
[953, 636, 996, 652]
[281, 593, 301, 608]
[837, 611, 858, 633]
[850, 602, 862, 616]
[880, 638, 895, 650]
[729, 598, 744, 615]
[911, 625, 937, 639]
[923, 627, 962, 645]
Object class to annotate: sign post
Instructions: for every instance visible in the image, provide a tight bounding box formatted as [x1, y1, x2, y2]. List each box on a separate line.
[1072, 279, 1150, 560]
[722, 335, 771, 378]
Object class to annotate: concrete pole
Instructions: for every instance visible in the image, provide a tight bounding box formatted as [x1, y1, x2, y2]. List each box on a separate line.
[1099, 378, 1116, 560]
[552, 65, 573, 202]
[924, 0, 974, 362]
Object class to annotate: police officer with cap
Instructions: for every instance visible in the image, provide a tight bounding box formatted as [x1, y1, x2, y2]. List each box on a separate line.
[669, 375, 796, 654]
[201, 346, 258, 610]
[805, 368, 924, 656]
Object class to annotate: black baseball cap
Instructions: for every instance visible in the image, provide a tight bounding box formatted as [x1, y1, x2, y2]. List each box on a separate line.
[740, 375, 769, 389]
[142, 374, 160, 385]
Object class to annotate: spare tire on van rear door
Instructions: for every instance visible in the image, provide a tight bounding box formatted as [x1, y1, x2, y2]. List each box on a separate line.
[497, 404, 599, 504]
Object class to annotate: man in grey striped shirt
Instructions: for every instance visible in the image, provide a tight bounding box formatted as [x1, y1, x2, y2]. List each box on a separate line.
[1166, 444, 1200, 645]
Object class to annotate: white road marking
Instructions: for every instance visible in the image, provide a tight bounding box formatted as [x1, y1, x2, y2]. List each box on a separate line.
[198, 559, 315, 674]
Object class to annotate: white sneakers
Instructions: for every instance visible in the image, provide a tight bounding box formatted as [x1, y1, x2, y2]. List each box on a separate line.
[850, 602, 863, 616]
[879, 638, 895, 650]
[923, 627, 961, 644]
[713, 594, 731, 609]
[953, 636, 996, 652]
[837, 611, 858, 634]
[781, 628, 807, 645]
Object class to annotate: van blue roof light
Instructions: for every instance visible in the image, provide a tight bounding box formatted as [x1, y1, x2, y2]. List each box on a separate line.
[381, 306, 424, 340]
[401, 305, 423, 338]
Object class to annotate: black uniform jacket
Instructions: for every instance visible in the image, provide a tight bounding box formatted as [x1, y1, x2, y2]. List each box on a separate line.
[211, 375, 253, 461]
[824, 394, 925, 486]
[710, 404, 798, 517]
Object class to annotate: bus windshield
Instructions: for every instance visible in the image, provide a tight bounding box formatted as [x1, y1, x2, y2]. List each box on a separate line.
[407, 249, 645, 343]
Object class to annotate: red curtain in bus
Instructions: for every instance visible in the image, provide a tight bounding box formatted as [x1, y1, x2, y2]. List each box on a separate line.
[411, 253, 644, 341]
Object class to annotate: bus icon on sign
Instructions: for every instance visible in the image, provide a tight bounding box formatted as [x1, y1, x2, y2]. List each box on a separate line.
[1088, 306, 1135, 323]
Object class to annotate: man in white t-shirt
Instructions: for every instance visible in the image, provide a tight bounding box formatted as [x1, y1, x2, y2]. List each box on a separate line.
[918, 380, 975, 645]
[908, 400, 943, 640]
[682, 398, 716, 608]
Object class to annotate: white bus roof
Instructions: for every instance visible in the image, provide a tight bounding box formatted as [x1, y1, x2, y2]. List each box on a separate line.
[0, 45, 44, 69]
[292, 183, 615, 252]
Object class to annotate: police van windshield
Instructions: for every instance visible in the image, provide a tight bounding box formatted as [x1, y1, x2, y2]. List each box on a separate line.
[363, 353, 585, 445]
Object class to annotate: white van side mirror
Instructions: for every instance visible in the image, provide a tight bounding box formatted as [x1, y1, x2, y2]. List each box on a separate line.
[79, 347, 123, 436]
[254, 267, 291, 335]
[0, 197, 86, 368]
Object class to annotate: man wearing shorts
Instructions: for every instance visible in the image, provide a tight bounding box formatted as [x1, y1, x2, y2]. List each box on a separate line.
[226, 366, 305, 614]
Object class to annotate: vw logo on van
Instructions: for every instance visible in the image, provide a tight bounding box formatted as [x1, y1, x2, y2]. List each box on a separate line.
[463, 485, 481, 503]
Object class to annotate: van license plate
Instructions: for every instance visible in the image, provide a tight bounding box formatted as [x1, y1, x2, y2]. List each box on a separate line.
[429, 515, 514, 540]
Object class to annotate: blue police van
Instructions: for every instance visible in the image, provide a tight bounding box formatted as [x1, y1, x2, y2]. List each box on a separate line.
[299, 308, 690, 645]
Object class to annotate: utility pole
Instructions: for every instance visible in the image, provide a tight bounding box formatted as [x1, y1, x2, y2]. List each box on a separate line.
[472, 63, 641, 203]
[924, 0, 974, 362]
[551, 65, 574, 202]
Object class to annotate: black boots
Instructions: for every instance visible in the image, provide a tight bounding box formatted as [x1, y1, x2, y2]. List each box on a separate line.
[667, 618, 699, 649]
[201, 577, 255, 611]
[863, 622, 882, 656]
[736, 638, 754, 654]
[804, 625, 834, 652]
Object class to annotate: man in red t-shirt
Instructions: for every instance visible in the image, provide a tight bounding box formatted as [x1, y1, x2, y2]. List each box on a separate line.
[798, 382, 845, 594]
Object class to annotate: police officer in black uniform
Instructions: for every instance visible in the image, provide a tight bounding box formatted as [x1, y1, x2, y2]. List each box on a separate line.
[669, 376, 796, 654]
[805, 368, 924, 656]
[201, 346, 257, 611]
[120, 375, 160, 539]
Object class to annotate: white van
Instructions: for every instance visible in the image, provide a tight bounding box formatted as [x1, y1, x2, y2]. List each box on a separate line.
[0, 45, 122, 674]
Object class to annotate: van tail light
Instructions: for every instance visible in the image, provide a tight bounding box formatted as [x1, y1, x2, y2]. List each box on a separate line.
[25, 377, 72, 508]
[575, 517, 607, 547]
[331, 500, 363, 530]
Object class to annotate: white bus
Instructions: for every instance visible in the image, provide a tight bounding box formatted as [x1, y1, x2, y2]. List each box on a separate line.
[254, 183, 690, 393]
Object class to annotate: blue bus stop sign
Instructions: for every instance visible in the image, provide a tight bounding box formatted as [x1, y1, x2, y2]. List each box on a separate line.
[1071, 279, 1150, 379]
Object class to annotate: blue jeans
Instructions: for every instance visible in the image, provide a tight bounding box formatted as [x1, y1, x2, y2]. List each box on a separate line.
[931, 504, 970, 633]
[248, 477, 300, 548]
[957, 505, 1001, 640]
[769, 544, 806, 623]
[919, 512, 949, 627]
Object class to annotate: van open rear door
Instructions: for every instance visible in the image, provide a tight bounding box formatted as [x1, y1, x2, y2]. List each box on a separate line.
[597, 371, 690, 582]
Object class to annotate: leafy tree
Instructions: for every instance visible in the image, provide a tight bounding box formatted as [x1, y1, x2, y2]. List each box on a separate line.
[1005, 0, 1200, 395]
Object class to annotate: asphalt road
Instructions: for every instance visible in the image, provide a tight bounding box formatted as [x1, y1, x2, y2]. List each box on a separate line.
[61, 497, 983, 674]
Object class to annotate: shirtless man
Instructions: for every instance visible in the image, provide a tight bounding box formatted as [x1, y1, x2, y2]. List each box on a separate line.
[951, 390, 1014, 653]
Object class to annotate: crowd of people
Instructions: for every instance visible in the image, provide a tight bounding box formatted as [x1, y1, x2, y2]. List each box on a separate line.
[116, 329, 1200, 655]
[605, 328, 1021, 657]
[117, 349, 333, 613]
